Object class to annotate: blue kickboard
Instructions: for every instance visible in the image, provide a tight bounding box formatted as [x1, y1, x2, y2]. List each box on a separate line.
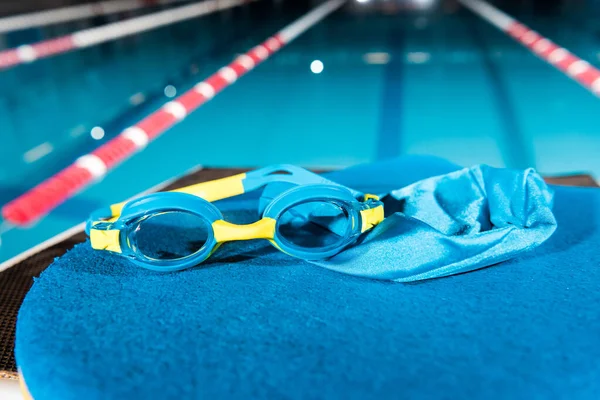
[16, 156, 600, 399]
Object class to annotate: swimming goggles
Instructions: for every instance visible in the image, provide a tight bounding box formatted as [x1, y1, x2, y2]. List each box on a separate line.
[86, 165, 384, 272]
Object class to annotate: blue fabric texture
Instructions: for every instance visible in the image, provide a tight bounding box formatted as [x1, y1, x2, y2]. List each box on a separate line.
[312, 164, 556, 281]
[16, 156, 600, 399]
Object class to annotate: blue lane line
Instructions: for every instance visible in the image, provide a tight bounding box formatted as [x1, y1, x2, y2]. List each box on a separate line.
[465, 15, 535, 169]
[376, 24, 405, 160]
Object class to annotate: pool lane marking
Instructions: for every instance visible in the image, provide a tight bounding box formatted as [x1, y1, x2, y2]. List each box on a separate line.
[1, 0, 347, 226]
[162, 102, 188, 120]
[75, 155, 108, 179]
[218, 67, 238, 83]
[593, 78, 600, 94]
[0, 0, 254, 71]
[121, 127, 150, 149]
[194, 83, 216, 99]
[376, 24, 404, 160]
[459, 0, 600, 98]
[0, 0, 191, 34]
[236, 54, 255, 70]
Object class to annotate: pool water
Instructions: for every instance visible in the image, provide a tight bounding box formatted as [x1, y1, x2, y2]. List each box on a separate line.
[0, 0, 599, 263]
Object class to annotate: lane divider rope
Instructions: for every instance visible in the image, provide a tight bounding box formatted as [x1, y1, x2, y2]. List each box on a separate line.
[0, 0, 189, 34]
[459, 0, 600, 98]
[1, 0, 347, 226]
[0, 0, 253, 71]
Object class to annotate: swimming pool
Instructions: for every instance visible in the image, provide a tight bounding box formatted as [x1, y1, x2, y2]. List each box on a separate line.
[0, 0, 599, 264]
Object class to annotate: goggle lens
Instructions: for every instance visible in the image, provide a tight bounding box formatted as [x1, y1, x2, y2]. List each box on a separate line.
[277, 200, 352, 250]
[134, 211, 211, 261]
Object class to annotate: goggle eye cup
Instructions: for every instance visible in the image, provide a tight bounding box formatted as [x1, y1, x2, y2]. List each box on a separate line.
[275, 199, 356, 252]
[129, 211, 213, 263]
